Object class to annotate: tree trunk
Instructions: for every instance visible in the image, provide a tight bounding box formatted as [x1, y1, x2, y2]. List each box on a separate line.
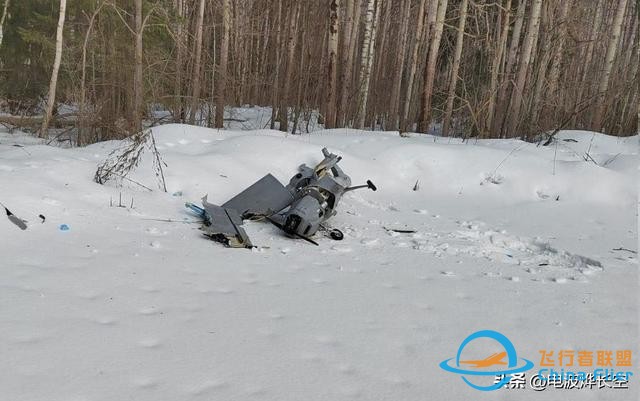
[592, 0, 628, 131]
[337, 0, 355, 127]
[356, 0, 375, 128]
[270, 0, 282, 129]
[505, 0, 542, 138]
[419, 0, 448, 133]
[544, 0, 570, 121]
[215, 0, 231, 129]
[0, 0, 9, 49]
[494, 0, 527, 136]
[325, 0, 340, 128]
[279, 2, 301, 132]
[175, 0, 184, 122]
[388, 0, 411, 130]
[401, 0, 428, 132]
[189, 0, 206, 125]
[79, 2, 103, 146]
[485, 0, 511, 137]
[442, 0, 468, 137]
[132, 0, 143, 132]
[40, 0, 67, 137]
[574, 0, 603, 117]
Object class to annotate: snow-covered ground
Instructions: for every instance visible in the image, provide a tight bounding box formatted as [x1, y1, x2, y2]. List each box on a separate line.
[0, 125, 637, 400]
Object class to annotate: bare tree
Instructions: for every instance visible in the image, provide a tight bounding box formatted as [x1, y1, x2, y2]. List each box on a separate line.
[325, 0, 340, 128]
[486, 0, 512, 137]
[0, 0, 9, 49]
[215, 0, 231, 129]
[40, 0, 67, 137]
[337, 0, 356, 126]
[189, 0, 206, 125]
[442, 0, 468, 137]
[592, 0, 629, 130]
[133, 0, 144, 131]
[401, 0, 428, 132]
[419, 0, 448, 133]
[505, 0, 542, 138]
[494, 0, 527, 136]
[356, 0, 376, 128]
[79, 1, 104, 145]
[388, 0, 411, 130]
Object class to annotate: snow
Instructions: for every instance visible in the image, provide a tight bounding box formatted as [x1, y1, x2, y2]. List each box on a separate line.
[0, 125, 637, 400]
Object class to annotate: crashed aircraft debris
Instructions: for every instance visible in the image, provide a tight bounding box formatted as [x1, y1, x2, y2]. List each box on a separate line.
[186, 148, 376, 248]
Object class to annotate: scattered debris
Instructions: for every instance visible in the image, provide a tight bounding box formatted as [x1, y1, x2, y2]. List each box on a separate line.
[612, 247, 637, 254]
[1, 202, 28, 230]
[187, 148, 377, 248]
[384, 227, 417, 234]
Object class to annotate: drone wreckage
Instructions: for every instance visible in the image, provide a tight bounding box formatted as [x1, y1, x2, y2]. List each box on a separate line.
[186, 148, 377, 248]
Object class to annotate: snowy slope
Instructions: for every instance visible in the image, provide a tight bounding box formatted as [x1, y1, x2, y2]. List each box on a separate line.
[0, 125, 637, 401]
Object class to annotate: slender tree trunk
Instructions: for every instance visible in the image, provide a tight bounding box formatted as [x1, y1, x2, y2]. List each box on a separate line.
[174, 0, 184, 122]
[592, 0, 628, 130]
[279, 2, 300, 132]
[529, 3, 552, 127]
[189, 0, 206, 125]
[40, 0, 67, 137]
[215, 0, 231, 129]
[505, 0, 542, 138]
[346, 0, 362, 124]
[325, 0, 340, 128]
[356, 0, 375, 128]
[486, 0, 511, 137]
[79, 2, 103, 146]
[356, 0, 379, 129]
[0, 0, 9, 49]
[366, 0, 382, 129]
[494, 0, 527, 136]
[401, 0, 427, 132]
[337, 0, 355, 126]
[419, 0, 448, 133]
[132, 0, 144, 131]
[388, 0, 411, 130]
[544, 0, 570, 121]
[574, 0, 603, 117]
[442, 0, 468, 137]
[270, 0, 282, 129]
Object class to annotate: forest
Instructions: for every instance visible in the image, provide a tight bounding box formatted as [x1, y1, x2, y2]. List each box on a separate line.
[0, 0, 637, 144]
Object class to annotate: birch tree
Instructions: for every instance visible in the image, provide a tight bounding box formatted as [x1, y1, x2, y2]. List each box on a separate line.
[325, 0, 340, 128]
[337, 0, 356, 126]
[40, 0, 67, 137]
[215, 0, 230, 129]
[188, 0, 206, 125]
[356, 0, 378, 129]
[592, 0, 629, 130]
[0, 0, 9, 49]
[388, 0, 410, 130]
